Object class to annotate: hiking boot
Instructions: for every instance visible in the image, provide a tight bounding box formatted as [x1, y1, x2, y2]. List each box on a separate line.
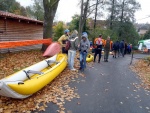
[78, 67, 82, 70]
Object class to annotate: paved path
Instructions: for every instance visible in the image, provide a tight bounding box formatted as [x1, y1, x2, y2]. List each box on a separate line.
[42, 54, 150, 113]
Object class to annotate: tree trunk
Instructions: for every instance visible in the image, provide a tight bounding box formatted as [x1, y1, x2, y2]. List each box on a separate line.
[42, 0, 59, 51]
[94, 0, 98, 30]
[119, 0, 125, 39]
[79, 0, 84, 41]
[81, 0, 90, 30]
[110, 0, 115, 29]
[120, 0, 125, 23]
[78, 0, 89, 41]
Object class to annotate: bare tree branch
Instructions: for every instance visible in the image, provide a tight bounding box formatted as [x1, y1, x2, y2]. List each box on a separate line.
[86, 8, 95, 17]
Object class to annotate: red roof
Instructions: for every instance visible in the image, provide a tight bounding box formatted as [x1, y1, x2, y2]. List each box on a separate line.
[0, 11, 43, 24]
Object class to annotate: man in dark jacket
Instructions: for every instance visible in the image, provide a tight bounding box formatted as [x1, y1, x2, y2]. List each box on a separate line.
[124, 42, 127, 55]
[112, 41, 119, 58]
[119, 40, 125, 57]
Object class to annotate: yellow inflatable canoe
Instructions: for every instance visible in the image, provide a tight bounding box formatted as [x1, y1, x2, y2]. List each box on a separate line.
[86, 54, 94, 62]
[0, 54, 67, 99]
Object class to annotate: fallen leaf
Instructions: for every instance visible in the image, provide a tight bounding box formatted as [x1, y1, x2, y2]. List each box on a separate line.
[67, 110, 72, 113]
[120, 102, 123, 105]
[77, 102, 81, 105]
[0, 108, 3, 112]
[60, 111, 65, 113]
[105, 89, 109, 92]
[126, 97, 129, 99]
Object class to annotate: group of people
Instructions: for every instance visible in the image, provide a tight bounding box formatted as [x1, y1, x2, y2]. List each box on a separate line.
[93, 34, 113, 63]
[58, 29, 132, 71]
[58, 29, 90, 71]
[112, 40, 132, 58]
[93, 35, 132, 62]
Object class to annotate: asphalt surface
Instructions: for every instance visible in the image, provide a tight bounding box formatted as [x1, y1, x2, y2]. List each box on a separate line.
[41, 54, 150, 113]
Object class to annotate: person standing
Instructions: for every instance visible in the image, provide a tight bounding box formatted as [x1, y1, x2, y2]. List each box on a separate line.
[93, 34, 104, 63]
[119, 40, 125, 57]
[103, 36, 113, 62]
[112, 40, 119, 58]
[124, 42, 127, 55]
[68, 30, 78, 71]
[58, 29, 70, 54]
[79, 32, 90, 71]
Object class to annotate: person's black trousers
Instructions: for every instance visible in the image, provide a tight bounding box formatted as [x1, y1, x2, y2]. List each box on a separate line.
[94, 48, 102, 62]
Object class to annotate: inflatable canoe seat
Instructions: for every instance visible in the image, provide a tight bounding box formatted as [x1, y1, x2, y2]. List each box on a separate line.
[23, 70, 43, 79]
[25, 70, 43, 75]
[46, 60, 60, 65]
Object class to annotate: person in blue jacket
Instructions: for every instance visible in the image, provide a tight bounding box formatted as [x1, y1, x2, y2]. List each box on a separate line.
[112, 40, 119, 58]
[119, 40, 125, 57]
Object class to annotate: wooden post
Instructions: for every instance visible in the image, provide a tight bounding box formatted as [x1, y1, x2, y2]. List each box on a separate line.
[130, 52, 134, 65]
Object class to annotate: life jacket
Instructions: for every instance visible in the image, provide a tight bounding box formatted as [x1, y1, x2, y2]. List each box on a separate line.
[104, 40, 113, 50]
[95, 38, 103, 45]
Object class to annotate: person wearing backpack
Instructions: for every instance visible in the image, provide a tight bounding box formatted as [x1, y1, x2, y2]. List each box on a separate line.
[112, 40, 119, 58]
[79, 32, 90, 71]
[119, 40, 125, 57]
[93, 34, 104, 63]
[68, 30, 79, 71]
[58, 29, 70, 54]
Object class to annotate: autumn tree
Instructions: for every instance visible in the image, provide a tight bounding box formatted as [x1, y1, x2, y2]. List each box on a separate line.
[143, 30, 150, 40]
[69, 14, 80, 31]
[78, 0, 90, 40]
[107, 0, 140, 23]
[78, 0, 106, 40]
[106, 0, 141, 41]
[42, 0, 60, 51]
[53, 21, 65, 41]
[106, 0, 116, 29]
[0, 0, 27, 16]
[26, 0, 44, 21]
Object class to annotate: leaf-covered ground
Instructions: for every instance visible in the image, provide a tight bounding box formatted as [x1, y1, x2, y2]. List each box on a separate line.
[0, 50, 85, 113]
[0, 50, 45, 79]
[131, 58, 150, 90]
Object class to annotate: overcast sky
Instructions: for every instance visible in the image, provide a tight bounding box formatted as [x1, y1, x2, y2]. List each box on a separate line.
[16, 0, 150, 24]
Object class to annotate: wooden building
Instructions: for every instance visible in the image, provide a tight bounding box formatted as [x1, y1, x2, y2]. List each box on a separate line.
[0, 11, 43, 53]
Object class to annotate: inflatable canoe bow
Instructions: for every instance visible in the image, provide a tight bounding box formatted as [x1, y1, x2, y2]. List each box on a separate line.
[0, 54, 67, 99]
[86, 54, 94, 62]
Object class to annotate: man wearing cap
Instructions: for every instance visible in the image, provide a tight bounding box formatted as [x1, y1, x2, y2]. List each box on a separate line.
[78, 32, 90, 71]
[58, 29, 70, 54]
[93, 34, 104, 63]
